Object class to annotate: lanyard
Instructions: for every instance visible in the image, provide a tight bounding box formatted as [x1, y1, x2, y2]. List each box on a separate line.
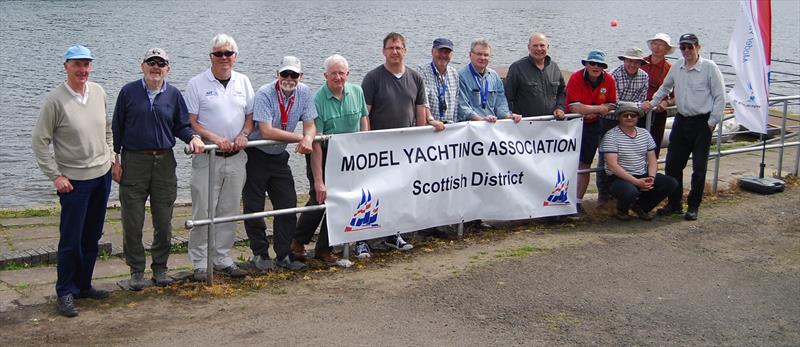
[468, 63, 488, 108]
[431, 63, 448, 119]
[275, 83, 295, 130]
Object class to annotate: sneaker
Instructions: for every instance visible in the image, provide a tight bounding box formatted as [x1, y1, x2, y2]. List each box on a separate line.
[631, 204, 654, 221]
[354, 241, 371, 259]
[129, 272, 148, 291]
[684, 207, 699, 221]
[251, 254, 275, 272]
[56, 293, 78, 317]
[384, 235, 413, 251]
[214, 264, 247, 278]
[615, 210, 631, 221]
[78, 287, 109, 300]
[151, 271, 174, 287]
[657, 205, 683, 216]
[193, 268, 207, 281]
[276, 254, 306, 271]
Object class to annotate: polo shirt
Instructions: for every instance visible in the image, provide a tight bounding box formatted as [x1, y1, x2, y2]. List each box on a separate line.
[184, 68, 254, 142]
[314, 82, 368, 135]
[641, 55, 672, 100]
[650, 56, 726, 127]
[250, 81, 317, 154]
[565, 68, 617, 119]
[456, 64, 511, 121]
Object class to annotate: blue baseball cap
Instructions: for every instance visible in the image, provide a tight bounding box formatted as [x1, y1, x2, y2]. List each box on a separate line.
[581, 50, 607, 69]
[64, 45, 94, 61]
[432, 38, 454, 50]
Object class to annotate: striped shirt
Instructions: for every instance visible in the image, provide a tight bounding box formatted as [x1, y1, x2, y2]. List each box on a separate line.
[599, 126, 656, 176]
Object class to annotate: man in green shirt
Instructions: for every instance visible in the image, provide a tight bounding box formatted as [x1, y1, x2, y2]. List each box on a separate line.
[295, 54, 369, 264]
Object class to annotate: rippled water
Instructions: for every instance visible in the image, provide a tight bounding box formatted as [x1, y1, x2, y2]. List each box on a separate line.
[1, 0, 798, 208]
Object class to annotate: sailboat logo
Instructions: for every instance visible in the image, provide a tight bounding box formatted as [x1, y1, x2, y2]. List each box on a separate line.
[344, 189, 381, 232]
[543, 170, 570, 206]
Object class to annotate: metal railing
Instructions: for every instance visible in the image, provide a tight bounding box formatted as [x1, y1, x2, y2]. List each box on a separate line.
[185, 97, 799, 285]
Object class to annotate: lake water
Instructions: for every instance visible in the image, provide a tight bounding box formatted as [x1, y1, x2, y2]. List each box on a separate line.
[2, 0, 799, 208]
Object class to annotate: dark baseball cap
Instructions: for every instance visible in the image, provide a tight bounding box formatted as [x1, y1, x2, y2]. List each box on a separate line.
[432, 38, 454, 50]
[679, 33, 699, 45]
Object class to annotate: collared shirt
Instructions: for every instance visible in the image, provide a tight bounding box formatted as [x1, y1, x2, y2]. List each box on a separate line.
[112, 79, 194, 153]
[416, 63, 459, 123]
[185, 68, 254, 142]
[63, 82, 89, 105]
[651, 56, 726, 126]
[456, 65, 511, 121]
[251, 81, 317, 154]
[641, 55, 672, 100]
[142, 78, 166, 107]
[611, 65, 649, 104]
[504, 55, 566, 117]
[565, 68, 617, 117]
[314, 82, 368, 135]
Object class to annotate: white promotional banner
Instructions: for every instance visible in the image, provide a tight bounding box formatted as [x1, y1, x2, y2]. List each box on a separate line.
[728, 0, 771, 134]
[324, 119, 582, 246]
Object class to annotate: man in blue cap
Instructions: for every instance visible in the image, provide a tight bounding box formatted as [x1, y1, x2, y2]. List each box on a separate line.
[32, 45, 114, 317]
[565, 50, 617, 216]
[417, 37, 459, 129]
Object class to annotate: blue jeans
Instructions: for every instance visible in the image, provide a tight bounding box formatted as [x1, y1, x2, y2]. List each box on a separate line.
[56, 170, 111, 297]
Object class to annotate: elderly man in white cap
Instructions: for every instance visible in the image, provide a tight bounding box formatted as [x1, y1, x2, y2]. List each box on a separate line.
[242, 56, 316, 271]
[596, 47, 651, 204]
[641, 33, 676, 158]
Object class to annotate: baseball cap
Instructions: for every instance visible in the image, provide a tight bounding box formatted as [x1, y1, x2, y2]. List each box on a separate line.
[432, 38, 454, 50]
[64, 45, 94, 61]
[142, 48, 169, 63]
[679, 33, 699, 45]
[278, 56, 302, 73]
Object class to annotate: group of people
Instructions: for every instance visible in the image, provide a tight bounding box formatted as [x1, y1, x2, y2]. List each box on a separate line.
[32, 30, 725, 317]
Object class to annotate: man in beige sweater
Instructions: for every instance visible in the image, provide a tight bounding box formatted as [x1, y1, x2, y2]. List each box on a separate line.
[31, 45, 114, 317]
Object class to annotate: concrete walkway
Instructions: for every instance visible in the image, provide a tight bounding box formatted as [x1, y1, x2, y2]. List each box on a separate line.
[0, 145, 796, 312]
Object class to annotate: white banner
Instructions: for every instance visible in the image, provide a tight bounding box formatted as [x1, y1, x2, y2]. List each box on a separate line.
[324, 119, 582, 246]
[728, 0, 771, 134]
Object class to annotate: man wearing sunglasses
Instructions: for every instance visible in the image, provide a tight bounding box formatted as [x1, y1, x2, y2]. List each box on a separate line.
[111, 48, 204, 291]
[416, 37, 459, 130]
[185, 34, 254, 280]
[243, 56, 316, 271]
[565, 50, 618, 217]
[644, 33, 725, 221]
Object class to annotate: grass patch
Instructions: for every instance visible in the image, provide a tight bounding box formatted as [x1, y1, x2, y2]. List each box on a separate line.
[0, 207, 59, 219]
[1, 261, 35, 271]
[98, 249, 112, 261]
[14, 282, 29, 289]
[543, 310, 580, 331]
[170, 242, 188, 253]
[494, 245, 539, 258]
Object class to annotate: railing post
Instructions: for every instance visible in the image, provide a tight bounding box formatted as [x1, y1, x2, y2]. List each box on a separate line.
[645, 110, 652, 132]
[777, 100, 788, 177]
[457, 222, 464, 238]
[712, 122, 723, 194]
[206, 152, 215, 286]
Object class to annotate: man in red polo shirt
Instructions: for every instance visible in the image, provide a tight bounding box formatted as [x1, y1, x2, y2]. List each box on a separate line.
[566, 50, 617, 215]
[641, 33, 675, 158]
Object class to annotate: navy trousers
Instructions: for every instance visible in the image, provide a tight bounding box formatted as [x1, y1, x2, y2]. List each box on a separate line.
[56, 170, 112, 297]
[609, 173, 678, 213]
[664, 114, 712, 210]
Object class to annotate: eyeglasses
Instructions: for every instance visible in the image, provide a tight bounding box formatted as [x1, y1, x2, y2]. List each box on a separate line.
[679, 45, 695, 51]
[145, 60, 168, 68]
[210, 50, 236, 58]
[279, 70, 300, 79]
[620, 113, 639, 119]
[586, 61, 606, 68]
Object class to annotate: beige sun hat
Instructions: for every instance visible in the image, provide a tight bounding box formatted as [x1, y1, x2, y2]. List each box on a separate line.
[646, 33, 675, 54]
[618, 47, 648, 64]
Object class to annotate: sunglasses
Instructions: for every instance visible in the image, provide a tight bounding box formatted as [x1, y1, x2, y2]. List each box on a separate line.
[210, 50, 236, 58]
[679, 45, 695, 51]
[586, 61, 606, 68]
[145, 60, 168, 68]
[280, 70, 300, 79]
[620, 113, 639, 119]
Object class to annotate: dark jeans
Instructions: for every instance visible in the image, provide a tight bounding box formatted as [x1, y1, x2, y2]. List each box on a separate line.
[242, 148, 296, 260]
[295, 150, 331, 253]
[596, 118, 619, 200]
[638, 110, 668, 158]
[664, 113, 712, 210]
[56, 170, 112, 297]
[609, 173, 678, 213]
[119, 150, 177, 274]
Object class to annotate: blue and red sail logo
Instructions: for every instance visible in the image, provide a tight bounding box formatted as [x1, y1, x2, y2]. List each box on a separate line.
[543, 170, 570, 206]
[344, 189, 381, 232]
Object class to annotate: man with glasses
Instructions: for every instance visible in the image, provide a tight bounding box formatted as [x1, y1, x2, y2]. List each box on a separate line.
[358, 32, 427, 257]
[505, 32, 567, 119]
[644, 33, 725, 221]
[112, 48, 204, 291]
[185, 33, 254, 280]
[565, 50, 618, 216]
[457, 38, 523, 123]
[243, 56, 316, 271]
[295, 54, 368, 264]
[416, 37, 459, 130]
[33, 44, 113, 317]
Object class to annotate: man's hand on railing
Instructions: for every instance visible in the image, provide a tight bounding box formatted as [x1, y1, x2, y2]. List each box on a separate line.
[554, 108, 566, 120]
[188, 136, 205, 154]
[232, 133, 248, 151]
[296, 135, 313, 154]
